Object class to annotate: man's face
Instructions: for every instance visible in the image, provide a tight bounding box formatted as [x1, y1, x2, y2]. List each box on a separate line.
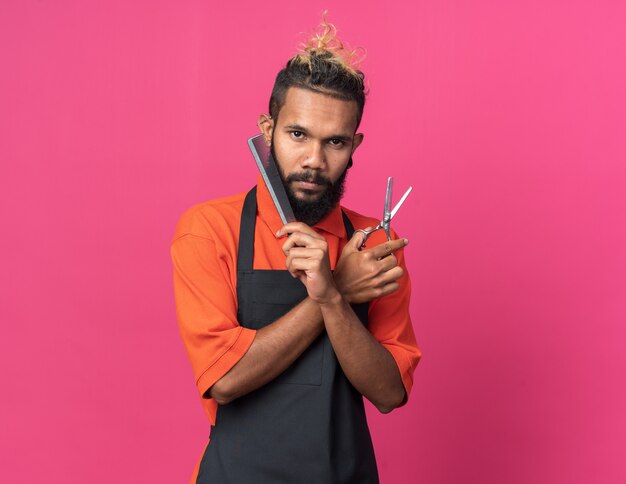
[260, 87, 364, 225]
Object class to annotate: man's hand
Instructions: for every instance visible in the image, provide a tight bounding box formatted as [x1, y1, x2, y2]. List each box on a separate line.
[275, 224, 409, 413]
[334, 229, 409, 304]
[277, 222, 340, 304]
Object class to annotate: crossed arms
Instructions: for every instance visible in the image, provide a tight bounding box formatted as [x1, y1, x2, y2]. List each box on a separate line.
[207, 223, 409, 414]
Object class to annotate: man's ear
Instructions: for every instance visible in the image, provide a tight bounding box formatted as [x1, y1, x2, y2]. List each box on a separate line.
[257, 114, 274, 146]
[352, 132, 364, 153]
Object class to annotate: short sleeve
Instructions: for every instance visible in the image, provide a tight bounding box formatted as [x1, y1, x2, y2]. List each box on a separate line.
[367, 237, 421, 404]
[171, 232, 256, 412]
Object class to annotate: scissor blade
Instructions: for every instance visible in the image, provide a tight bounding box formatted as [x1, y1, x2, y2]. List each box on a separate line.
[390, 186, 412, 219]
[384, 177, 393, 218]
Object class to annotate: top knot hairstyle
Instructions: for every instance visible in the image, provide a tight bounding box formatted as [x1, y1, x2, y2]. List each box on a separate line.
[269, 14, 368, 129]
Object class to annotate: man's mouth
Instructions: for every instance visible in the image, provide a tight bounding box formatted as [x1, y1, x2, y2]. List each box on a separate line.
[293, 180, 323, 191]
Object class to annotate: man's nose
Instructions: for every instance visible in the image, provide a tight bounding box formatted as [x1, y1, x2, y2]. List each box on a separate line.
[301, 142, 325, 169]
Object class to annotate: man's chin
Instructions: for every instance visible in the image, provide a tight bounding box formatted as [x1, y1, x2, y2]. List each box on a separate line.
[281, 168, 348, 226]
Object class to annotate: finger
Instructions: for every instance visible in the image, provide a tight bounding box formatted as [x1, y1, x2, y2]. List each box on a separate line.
[369, 238, 408, 259]
[375, 266, 404, 286]
[355, 227, 373, 247]
[344, 228, 369, 255]
[282, 232, 326, 254]
[285, 247, 323, 259]
[285, 248, 326, 268]
[288, 257, 320, 273]
[377, 254, 399, 272]
[289, 269, 306, 280]
[377, 282, 400, 298]
[276, 222, 324, 240]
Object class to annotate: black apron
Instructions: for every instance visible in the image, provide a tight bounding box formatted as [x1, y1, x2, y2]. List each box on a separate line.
[197, 187, 379, 483]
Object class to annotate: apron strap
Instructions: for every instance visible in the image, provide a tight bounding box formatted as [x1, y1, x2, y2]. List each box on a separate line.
[341, 210, 356, 239]
[237, 186, 257, 272]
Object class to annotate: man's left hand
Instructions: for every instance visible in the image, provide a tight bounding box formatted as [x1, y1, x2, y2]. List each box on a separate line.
[334, 229, 408, 304]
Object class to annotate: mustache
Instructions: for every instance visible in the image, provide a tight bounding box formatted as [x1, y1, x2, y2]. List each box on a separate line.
[285, 171, 332, 186]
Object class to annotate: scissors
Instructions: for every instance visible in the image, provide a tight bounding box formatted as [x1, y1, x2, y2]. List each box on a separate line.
[355, 177, 412, 248]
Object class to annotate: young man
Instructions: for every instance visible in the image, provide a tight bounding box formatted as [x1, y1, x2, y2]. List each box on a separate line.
[171, 20, 421, 483]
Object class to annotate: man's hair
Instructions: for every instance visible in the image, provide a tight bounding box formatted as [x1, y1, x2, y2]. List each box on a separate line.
[269, 15, 367, 129]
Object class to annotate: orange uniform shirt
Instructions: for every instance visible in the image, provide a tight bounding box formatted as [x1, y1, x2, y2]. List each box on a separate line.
[171, 175, 421, 425]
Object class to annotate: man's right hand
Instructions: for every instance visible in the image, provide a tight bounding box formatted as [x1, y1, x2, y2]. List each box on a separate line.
[334, 229, 409, 304]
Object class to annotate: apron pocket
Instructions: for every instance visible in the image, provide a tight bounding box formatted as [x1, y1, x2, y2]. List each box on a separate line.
[247, 277, 323, 385]
[250, 318, 325, 386]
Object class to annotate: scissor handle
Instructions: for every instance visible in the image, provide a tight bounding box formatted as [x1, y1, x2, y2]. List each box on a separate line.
[354, 226, 382, 249]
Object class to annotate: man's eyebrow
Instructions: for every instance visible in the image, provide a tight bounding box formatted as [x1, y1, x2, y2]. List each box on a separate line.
[284, 123, 309, 133]
[284, 124, 352, 141]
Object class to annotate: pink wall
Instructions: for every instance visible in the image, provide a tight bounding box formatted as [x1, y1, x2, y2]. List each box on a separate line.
[2, 1, 625, 482]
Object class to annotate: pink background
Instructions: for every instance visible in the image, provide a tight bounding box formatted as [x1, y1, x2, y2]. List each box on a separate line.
[1, 1, 625, 483]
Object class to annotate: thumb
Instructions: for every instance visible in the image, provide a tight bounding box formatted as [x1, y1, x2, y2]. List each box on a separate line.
[348, 227, 371, 252]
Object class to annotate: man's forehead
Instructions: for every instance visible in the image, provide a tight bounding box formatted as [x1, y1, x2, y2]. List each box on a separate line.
[278, 87, 359, 134]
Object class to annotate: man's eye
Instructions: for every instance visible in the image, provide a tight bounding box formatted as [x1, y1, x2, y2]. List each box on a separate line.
[291, 131, 304, 139]
[329, 139, 344, 147]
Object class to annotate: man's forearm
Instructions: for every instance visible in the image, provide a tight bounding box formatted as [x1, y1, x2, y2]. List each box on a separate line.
[208, 297, 323, 404]
[319, 294, 405, 413]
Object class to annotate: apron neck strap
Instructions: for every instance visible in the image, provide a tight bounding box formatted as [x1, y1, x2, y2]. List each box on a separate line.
[237, 186, 257, 272]
[341, 210, 356, 239]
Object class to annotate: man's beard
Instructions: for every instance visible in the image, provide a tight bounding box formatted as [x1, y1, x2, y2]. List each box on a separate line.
[271, 144, 349, 226]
